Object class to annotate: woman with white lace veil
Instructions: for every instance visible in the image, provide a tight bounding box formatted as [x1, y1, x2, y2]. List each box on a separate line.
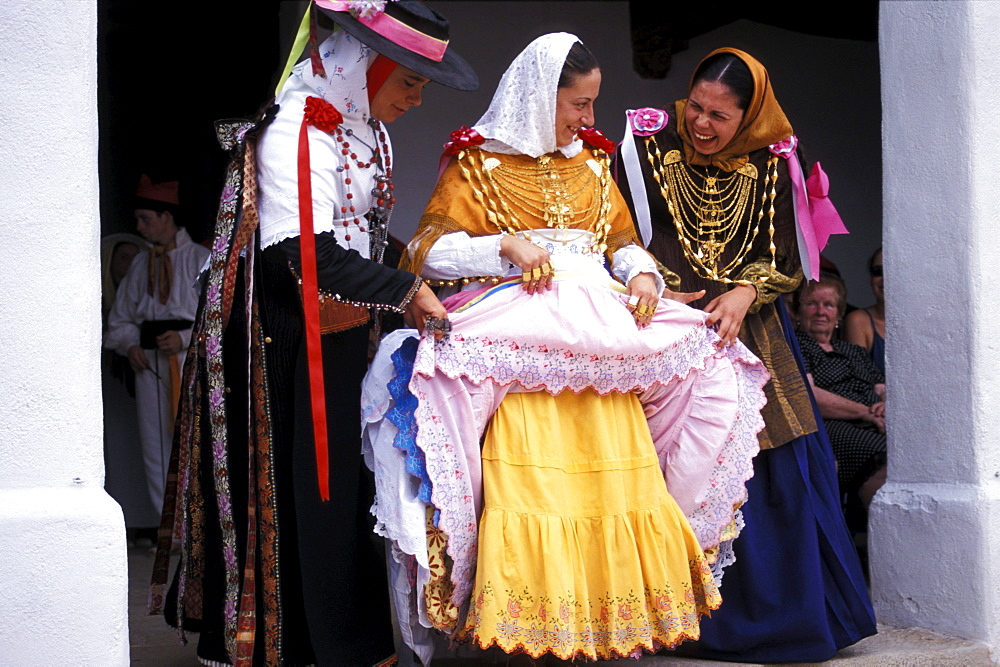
[363, 33, 768, 661]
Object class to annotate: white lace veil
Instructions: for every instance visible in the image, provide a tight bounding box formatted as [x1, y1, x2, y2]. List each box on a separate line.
[473, 32, 584, 158]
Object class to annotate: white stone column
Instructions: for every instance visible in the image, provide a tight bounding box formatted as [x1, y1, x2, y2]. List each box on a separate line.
[873, 0, 1000, 656]
[0, 2, 129, 664]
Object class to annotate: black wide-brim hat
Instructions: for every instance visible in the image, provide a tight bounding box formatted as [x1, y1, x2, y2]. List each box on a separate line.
[315, 0, 479, 91]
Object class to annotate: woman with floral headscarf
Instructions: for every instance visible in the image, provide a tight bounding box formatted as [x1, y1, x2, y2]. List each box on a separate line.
[616, 48, 876, 661]
[362, 33, 770, 662]
[162, 2, 479, 665]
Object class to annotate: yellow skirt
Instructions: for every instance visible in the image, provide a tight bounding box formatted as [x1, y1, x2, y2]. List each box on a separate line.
[458, 389, 721, 660]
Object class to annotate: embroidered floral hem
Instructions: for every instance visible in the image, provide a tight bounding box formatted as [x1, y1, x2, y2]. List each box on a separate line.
[456, 390, 721, 660]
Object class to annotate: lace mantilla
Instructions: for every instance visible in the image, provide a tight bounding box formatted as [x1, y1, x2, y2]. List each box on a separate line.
[473, 32, 584, 158]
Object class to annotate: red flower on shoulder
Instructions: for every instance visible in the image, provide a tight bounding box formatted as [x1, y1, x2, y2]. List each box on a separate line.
[443, 125, 485, 155]
[303, 96, 343, 133]
[577, 126, 616, 154]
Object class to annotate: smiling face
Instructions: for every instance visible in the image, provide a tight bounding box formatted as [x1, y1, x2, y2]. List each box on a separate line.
[685, 79, 745, 157]
[554, 68, 601, 147]
[798, 284, 842, 344]
[369, 66, 429, 123]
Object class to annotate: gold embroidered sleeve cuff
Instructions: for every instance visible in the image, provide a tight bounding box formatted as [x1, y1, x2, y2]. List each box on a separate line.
[736, 262, 802, 313]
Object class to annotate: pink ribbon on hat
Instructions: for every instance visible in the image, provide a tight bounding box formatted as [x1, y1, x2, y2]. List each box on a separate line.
[315, 0, 448, 62]
[770, 135, 848, 280]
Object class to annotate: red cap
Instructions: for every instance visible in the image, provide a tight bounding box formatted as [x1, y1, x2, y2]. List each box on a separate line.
[135, 174, 180, 205]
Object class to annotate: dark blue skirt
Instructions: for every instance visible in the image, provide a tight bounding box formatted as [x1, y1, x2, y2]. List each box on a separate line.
[671, 300, 876, 662]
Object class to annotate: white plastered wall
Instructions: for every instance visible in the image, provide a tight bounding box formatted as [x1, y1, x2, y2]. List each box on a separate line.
[0, 1, 129, 664]
[872, 0, 1000, 656]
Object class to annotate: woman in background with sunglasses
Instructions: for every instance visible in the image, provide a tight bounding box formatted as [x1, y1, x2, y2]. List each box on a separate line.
[844, 247, 886, 373]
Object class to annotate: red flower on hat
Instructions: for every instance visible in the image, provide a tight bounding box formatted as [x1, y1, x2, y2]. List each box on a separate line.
[304, 96, 344, 133]
[577, 127, 616, 154]
[443, 125, 485, 155]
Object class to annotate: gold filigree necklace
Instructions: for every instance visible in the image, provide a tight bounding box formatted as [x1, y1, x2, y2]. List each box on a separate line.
[645, 135, 779, 284]
[455, 148, 614, 255]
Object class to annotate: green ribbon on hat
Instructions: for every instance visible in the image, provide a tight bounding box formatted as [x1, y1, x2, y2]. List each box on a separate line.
[275, 1, 316, 97]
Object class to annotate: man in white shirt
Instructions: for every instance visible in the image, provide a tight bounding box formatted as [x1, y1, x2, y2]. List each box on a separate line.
[105, 176, 209, 514]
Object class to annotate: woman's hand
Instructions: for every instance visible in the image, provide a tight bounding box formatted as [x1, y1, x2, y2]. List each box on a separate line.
[662, 287, 706, 305]
[863, 405, 886, 433]
[501, 235, 552, 294]
[403, 283, 450, 340]
[704, 284, 757, 347]
[808, 375, 887, 434]
[626, 272, 660, 328]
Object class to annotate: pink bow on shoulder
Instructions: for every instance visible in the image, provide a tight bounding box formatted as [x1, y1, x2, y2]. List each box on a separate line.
[769, 136, 848, 280]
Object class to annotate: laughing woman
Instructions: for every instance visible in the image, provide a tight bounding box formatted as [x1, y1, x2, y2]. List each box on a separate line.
[616, 48, 877, 662]
[362, 33, 770, 662]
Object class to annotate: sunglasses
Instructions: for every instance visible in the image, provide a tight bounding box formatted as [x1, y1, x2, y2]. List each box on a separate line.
[869, 265, 883, 278]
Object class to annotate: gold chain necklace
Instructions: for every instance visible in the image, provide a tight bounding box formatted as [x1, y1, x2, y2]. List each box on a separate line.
[645, 135, 778, 284]
[490, 159, 598, 228]
[456, 148, 614, 255]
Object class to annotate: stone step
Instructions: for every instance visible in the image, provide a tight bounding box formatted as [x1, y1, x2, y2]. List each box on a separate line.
[625, 627, 993, 666]
[129, 548, 995, 665]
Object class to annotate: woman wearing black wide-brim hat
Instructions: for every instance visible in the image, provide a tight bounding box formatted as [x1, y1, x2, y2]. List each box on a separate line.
[162, 2, 477, 664]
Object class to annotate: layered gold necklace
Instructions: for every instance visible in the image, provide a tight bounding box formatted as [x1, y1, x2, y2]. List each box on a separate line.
[645, 135, 779, 284]
[455, 148, 613, 255]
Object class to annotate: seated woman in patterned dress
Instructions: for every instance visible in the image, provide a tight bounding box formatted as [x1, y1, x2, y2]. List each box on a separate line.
[797, 271, 887, 508]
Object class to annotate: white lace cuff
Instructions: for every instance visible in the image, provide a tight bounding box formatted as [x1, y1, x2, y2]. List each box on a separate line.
[612, 244, 665, 294]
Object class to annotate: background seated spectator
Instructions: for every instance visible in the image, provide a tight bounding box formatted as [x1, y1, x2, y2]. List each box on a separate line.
[844, 247, 885, 372]
[797, 272, 887, 510]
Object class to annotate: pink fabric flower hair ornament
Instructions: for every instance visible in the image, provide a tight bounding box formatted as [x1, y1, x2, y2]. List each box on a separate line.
[627, 107, 668, 137]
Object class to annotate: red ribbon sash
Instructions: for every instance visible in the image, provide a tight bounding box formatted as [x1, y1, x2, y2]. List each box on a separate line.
[298, 113, 331, 501]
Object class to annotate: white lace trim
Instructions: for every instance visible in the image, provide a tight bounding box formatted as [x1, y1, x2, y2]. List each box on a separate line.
[709, 508, 745, 586]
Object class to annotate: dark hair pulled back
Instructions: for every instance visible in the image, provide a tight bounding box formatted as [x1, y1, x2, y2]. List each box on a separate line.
[558, 41, 598, 88]
[691, 52, 753, 111]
